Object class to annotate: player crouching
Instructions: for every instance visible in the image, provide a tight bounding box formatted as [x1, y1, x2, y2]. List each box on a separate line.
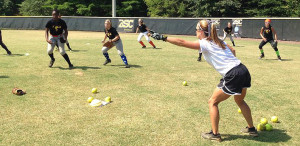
[45, 10, 73, 68]
[101, 19, 130, 68]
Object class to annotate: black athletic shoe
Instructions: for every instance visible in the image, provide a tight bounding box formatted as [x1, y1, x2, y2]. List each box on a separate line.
[49, 59, 55, 67]
[69, 64, 74, 69]
[7, 50, 11, 55]
[69, 48, 72, 51]
[125, 64, 130, 68]
[259, 54, 265, 59]
[153, 46, 156, 49]
[277, 56, 282, 61]
[103, 59, 111, 65]
[197, 57, 202, 62]
[201, 131, 222, 142]
[241, 127, 259, 137]
[142, 46, 146, 48]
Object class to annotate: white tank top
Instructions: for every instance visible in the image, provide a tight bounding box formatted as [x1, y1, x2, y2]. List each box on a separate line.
[199, 39, 241, 77]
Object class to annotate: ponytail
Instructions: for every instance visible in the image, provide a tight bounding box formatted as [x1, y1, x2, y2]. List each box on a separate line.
[208, 23, 226, 49]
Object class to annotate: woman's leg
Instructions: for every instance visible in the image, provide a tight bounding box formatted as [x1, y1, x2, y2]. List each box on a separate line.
[208, 88, 231, 134]
[234, 88, 254, 128]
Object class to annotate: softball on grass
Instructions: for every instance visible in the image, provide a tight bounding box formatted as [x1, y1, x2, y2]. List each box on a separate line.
[87, 97, 94, 103]
[182, 81, 188, 86]
[105, 96, 111, 103]
[257, 123, 266, 131]
[265, 124, 273, 131]
[260, 118, 268, 125]
[271, 116, 278, 123]
[92, 88, 97, 94]
[238, 108, 242, 113]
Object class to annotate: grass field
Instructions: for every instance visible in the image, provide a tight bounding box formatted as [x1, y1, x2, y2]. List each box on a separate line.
[0, 30, 299, 145]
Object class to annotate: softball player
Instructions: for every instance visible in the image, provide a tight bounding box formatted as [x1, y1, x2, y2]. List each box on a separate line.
[222, 22, 235, 46]
[45, 10, 73, 68]
[0, 30, 11, 55]
[259, 19, 281, 61]
[101, 19, 130, 68]
[136, 19, 156, 48]
[151, 20, 257, 141]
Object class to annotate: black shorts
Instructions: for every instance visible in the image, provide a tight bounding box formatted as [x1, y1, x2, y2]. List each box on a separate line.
[217, 64, 251, 95]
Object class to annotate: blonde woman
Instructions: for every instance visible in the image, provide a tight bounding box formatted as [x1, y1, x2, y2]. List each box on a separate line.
[101, 19, 130, 68]
[151, 20, 258, 141]
[136, 19, 156, 48]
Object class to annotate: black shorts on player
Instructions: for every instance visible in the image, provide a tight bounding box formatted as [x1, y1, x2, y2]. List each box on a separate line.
[217, 64, 251, 95]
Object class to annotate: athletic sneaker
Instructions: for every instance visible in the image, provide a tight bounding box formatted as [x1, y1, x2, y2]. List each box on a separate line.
[197, 57, 202, 62]
[241, 127, 258, 137]
[153, 46, 156, 49]
[201, 131, 222, 142]
[259, 54, 265, 59]
[7, 50, 11, 55]
[69, 64, 74, 69]
[49, 59, 55, 67]
[277, 56, 282, 61]
[125, 64, 130, 68]
[142, 46, 146, 48]
[69, 48, 72, 51]
[103, 59, 111, 65]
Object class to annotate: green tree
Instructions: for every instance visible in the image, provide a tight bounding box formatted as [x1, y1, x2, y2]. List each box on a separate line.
[19, 0, 48, 16]
[188, 0, 242, 17]
[117, 0, 148, 17]
[144, 0, 190, 17]
[0, 0, 24, 16]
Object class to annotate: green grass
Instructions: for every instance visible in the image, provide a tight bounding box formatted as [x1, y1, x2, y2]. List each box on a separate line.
[0, 30, 299, 145]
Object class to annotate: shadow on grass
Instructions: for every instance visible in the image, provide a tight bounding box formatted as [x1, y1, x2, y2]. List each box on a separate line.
[0, 75, 9, 78]
[222, 129, 291, 143]
[53, 66, 101, 70]
[110, 64, 142, 68]
[2, 54, 25, 56]
[141, 47, 162, 49]
[265, 59, 293, 61]
[69, 50, 88, 52]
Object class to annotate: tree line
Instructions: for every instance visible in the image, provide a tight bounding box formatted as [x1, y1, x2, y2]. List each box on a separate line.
[0, 0, 299, 17]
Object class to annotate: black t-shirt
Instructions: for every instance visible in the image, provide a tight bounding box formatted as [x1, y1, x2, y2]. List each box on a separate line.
[224, 27, 232, 34]
[105, 27, 119, 40]
[262, 25, 273, 40]
[138, 24, 147, 33]
[45, 19, 67, 35]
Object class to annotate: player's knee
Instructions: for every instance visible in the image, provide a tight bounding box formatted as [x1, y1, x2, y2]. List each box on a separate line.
[102, 47, 108, 53]
[118, 51, 124, 56]
[208, 98, 218, 106]
[273, 47, 278, 51]
[59, 50, 66, 55]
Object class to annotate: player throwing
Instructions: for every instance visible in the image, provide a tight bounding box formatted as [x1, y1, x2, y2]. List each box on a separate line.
[222, 22, 235, 46]
[259, 19, 281, 61]
[45, 10, 73, 68]
[136, 19, 156, 48]
[101, 19, 130, 68]
[151, 20, 258, 141]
